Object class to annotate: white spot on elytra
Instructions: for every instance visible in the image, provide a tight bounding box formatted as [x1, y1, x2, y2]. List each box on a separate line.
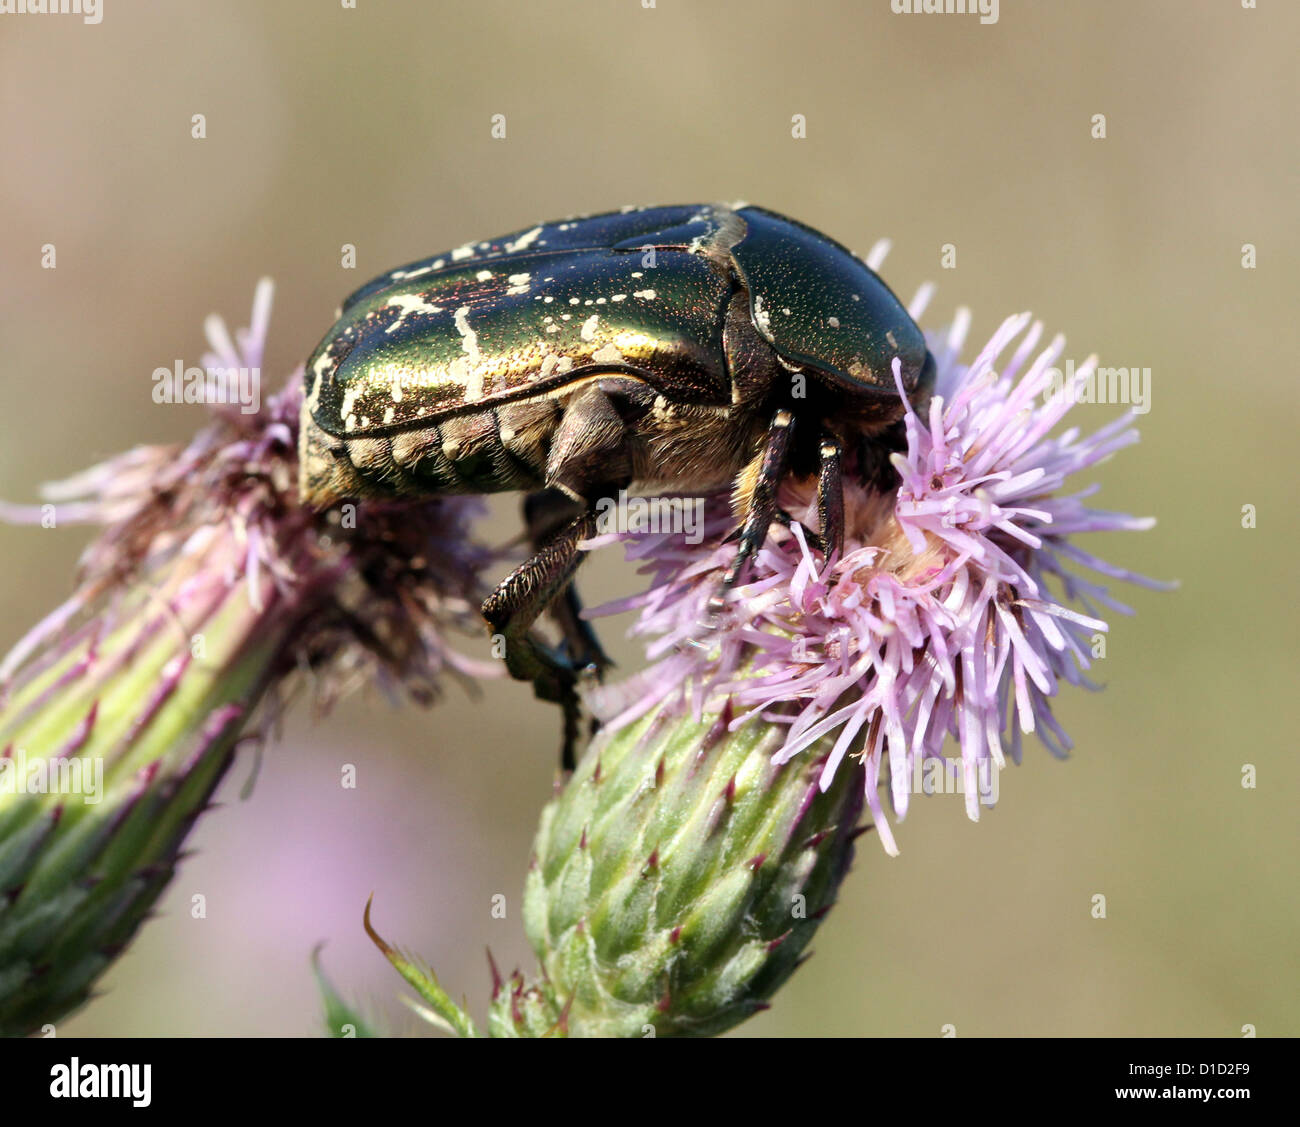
[306, 348, 334, 412]
[392, 261, 441, 281]
[454, 306, 481, 360]
[632, 289, 656, 299]
[580, 315, 599, 341]
[828, 316, 840, 328]
[505, 226, 544, 253]
[476, 269, 493, 282]
[384, 294, 445, 334]
[592, 342, 623, 364]
[454, 306, 484, 400]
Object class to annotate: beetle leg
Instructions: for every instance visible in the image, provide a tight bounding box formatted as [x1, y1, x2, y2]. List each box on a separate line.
[487, 380, 646, 768]
[760, 437, 843, 558]
[523, 488, 613, 678]
[770, 509, 826, 554]
[817, 434, 845, 560]
[708, 408, 795, 617]
[482, 511, 597, 771]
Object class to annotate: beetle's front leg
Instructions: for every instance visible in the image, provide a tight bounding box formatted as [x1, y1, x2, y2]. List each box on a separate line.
[707, 408, 795, 618]
[817, 434, 844, 560]
[482, 511, 596, 771]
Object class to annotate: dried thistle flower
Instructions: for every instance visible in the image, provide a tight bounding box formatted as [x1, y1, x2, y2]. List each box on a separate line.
[0, 281, 495, 1035]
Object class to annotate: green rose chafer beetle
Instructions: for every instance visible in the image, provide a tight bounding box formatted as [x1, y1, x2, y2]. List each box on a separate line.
[299, 203, 936, 766]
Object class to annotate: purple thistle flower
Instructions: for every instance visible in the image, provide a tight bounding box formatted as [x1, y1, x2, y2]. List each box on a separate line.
[584, 288, 1166, 856]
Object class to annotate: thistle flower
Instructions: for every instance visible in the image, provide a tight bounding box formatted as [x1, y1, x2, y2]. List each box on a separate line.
[0, 281, 494, 1035]
[372, 275, 1161, 1038]
[584, 300, 1165, 855]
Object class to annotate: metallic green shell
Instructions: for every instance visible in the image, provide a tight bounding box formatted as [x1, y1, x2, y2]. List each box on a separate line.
[305, 207, 734, 438]
[730, 207, 928, 395]
[303, 204, 926, 440]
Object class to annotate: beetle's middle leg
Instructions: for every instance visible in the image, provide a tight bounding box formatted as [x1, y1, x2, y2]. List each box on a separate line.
[483, 378, 647, 769]
[522, 488, 613, 680]
[482, 510, 597, 770]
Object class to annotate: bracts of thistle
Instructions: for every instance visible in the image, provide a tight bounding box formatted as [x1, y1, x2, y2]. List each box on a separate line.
[387, 291, 1163, 1038]
[367, 710, 865, 1039]
[0, 282, 494, 1036]
[500, 713, 864, 1037]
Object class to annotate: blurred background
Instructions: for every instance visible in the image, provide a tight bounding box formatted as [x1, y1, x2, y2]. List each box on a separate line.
[1, 0, 1295, 1037]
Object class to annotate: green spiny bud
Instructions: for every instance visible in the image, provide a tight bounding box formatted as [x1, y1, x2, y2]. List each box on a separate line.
[497, 705, 864, 1038]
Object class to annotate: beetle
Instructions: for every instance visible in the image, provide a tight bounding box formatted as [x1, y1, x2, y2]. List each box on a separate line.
[299, 203, 936, 767]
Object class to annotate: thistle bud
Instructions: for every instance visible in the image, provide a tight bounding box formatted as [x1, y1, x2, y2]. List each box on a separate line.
[495, 710, 864, 1037]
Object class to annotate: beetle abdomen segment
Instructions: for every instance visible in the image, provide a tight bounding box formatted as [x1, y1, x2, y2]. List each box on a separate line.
[383, 406, 552, 495]
[301, 401, 555, 508]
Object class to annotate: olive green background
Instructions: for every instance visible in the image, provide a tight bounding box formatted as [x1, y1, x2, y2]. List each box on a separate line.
[0, 0, 1295, 1037]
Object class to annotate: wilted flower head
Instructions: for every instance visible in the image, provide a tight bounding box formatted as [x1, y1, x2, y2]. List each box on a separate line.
[0, 281, 494, 1034]
[587, 302, 1165, 855]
